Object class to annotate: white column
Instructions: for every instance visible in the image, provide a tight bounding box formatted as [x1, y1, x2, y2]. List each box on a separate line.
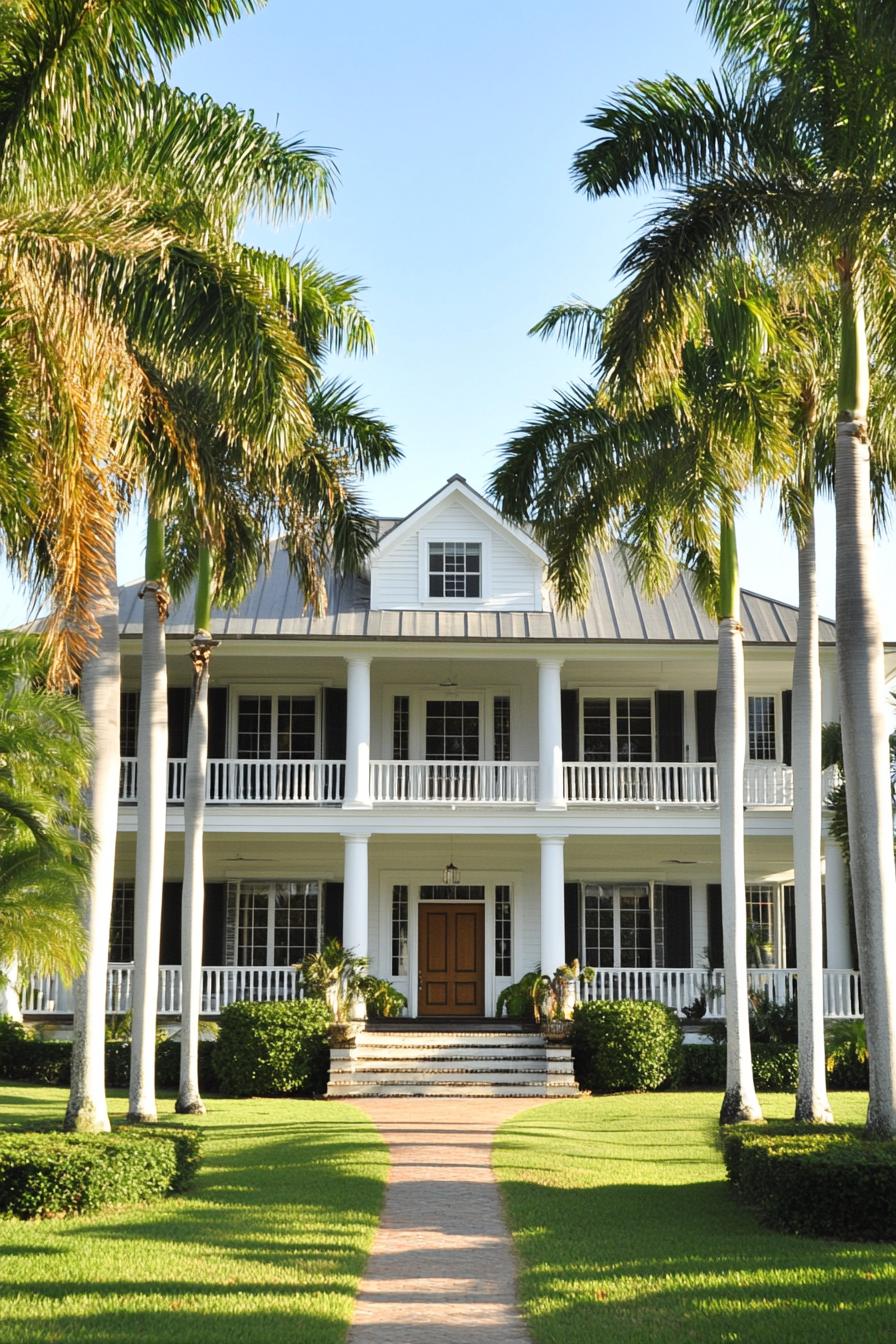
[539, 835, 566, 974]
[824, 839, 853, 968]
[343, 654, 372, 809]
[537, 657, 565, 809]
[342, 833, 370, 959]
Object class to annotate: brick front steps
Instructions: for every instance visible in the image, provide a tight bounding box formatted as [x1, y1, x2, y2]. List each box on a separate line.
[327, 1024, 579, 1098]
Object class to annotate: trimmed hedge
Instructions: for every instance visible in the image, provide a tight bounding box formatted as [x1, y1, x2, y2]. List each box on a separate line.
[678, 1042, 799, 1091]
[0, 1125, 202, 1219]
[0, 1022, 218, 1094]
[571, 1000, 683, 1093]
[722, 1122, 896, 1241]
[212, 999, 330, 1097]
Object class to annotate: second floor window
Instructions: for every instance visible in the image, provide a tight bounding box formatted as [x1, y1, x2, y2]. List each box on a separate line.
[428, 542, 481, 598]
[748, 695, 776, 760]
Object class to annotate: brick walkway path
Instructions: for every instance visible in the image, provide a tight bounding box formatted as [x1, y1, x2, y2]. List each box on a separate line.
[347, 1098, 543, 1344]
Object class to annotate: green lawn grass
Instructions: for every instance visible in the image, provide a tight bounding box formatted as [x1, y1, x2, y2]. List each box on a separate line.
[494, 1091, 896, 1344]
[0, 1084, 387, 1344]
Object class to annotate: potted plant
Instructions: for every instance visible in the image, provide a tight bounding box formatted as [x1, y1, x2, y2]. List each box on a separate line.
[297, 939, 369, 1045]
[533, 960, 593, 1042]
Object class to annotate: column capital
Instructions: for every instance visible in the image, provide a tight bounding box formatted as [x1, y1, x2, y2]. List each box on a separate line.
[340, 831, 372, 844]
[537, 655, 565, 671]
[345, 651, 373, 668]
[536, 832, 569, 845]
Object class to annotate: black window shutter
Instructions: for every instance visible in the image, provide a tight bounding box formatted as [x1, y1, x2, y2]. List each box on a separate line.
[167, 687, 191, 758]
[782, 689, 793, 766]
[655, 691, 684, 761]
[159, 882, 183, 964]
[323, 688, 347, 760]
[695, 690, 717, 762]
[707, 883, 724, 969]
[208, 687, 228, 758]
[661, 885, 692, 966]
[561, 690, 579, 762]
[783, 884, 796, 967]
[563, 882, 581, 964]
[323, 882, 344, 945]
[202, 883, 227, 965]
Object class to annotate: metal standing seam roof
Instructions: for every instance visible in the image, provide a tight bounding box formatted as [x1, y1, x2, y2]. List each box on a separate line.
[117, 529, 836, 646]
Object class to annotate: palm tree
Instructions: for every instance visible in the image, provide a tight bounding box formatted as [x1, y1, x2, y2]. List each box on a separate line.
[0, 3, 337, 1131]
[173, 376, 400, 1114]
[492, 270, 792, 1123]
[0, 635, 89, 1018]
[570, 0, 896, 1134]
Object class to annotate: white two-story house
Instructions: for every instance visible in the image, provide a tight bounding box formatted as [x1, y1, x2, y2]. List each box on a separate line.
[25, 476, 883, 1023]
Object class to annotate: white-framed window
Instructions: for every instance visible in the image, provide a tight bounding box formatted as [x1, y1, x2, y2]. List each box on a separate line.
[583, 882, 657, 967]
[237, 694, 317, 761]
[495, 885, 512, 977]
[109, 879, 135, 962]
[428, 541, 481, 599]
[748, 695, 777, 760]
[745, 883, 779, 965]
[391, 884, 409, 975]
[582, 695, 653, 762]
[235, 880, 320, 966]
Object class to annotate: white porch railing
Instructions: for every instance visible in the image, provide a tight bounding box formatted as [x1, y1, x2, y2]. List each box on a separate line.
[370, 759, 538, 804]
[120, 758, 345, 805]
[564, 761, 795, 807]
[564, 761, 718, 805]
[574, 967, 862, 1019]
[21, 965, 306, 1016]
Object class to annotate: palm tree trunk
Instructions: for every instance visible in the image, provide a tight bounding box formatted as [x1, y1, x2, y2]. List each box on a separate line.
[128, 512, 169, 1124]
[836, 266, 896, 1138]
[65, 542, 120, 1133]
[793, 510, 833, 1123]
[177, 546, 215, 1115]
[717, 512, 762, 1125]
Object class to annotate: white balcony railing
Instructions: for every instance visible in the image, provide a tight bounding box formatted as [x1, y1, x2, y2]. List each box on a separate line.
[564, 761, 794, 807]
[120, 758, 345, 805]
[370, 760, 538, 804]
[21, 965, 305, 1017]
[118, 757, 803, 808]
[574, 966, 862, 1020]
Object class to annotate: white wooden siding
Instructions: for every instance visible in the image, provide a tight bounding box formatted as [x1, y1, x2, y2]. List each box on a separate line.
[370, 497, 542, 611]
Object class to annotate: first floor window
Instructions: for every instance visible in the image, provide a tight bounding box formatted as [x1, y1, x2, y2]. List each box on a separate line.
[583, 882, 654, 967]
[495, 885, 512, 977]
[109, 879, 135, 961]
[748, 695, 776, 760]
[391, 884, 409, 975]
[236, 880, 320, 966]
[745, 883, 776, 965]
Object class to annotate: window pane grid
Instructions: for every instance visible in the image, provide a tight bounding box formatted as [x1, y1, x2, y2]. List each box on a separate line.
[583, 698, 612, 762]
[120, 692, 139, 758]
[425, 700, 479, 760]
[391, 884, 409, 975]
[276, 697, 315, 760]
[745, 883, 775, 964]
[272, 881, 319, 965]
[419, 885, 486, 901]
[238, 696, 272, 759]
[616, 698, 652, 762]
[393, 696, 410, 761]
[109, 879, 134, 961]
[495, 884, 511, 976]
[583, 882, 653, 968]
[237, 882, 270, 966]
[493, 696, 510, 762]
[748, 695, 776, 760]
[428, 542, 481, 599]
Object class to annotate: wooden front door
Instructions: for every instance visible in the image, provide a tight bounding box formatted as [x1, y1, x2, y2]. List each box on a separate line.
[418, 903, 485, 1016]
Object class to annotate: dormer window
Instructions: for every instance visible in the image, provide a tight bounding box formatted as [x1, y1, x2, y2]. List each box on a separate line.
[428, 542, 481, 599]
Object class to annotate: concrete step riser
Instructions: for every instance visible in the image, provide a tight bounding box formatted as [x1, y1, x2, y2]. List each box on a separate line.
[329, 1086, 581, 1098]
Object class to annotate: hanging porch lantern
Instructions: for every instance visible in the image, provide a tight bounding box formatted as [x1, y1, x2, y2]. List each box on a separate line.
[442, 860, 460, 886]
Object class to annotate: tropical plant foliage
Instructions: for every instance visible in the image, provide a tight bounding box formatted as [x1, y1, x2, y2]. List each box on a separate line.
[0, 636, 89, 982]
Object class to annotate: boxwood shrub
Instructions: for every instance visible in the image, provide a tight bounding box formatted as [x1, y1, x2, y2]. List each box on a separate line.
[721, 1122, 896, 1240]
[0, 1125, 202, 1219]
[571, 1000, 683, 1093]
[677, 1042, 799, 1091]
[212, 999, 330, 1097]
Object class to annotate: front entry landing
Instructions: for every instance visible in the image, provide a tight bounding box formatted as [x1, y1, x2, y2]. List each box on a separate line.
[418, 902, 484, 1016]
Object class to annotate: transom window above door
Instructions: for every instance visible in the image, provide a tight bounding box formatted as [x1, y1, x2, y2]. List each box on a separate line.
[428, 542, 481, 599]
[237, 695, 316, 759]
[582, 696, 652, 762]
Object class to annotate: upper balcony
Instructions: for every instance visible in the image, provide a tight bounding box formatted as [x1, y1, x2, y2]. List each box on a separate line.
[119, 757, 833, 809]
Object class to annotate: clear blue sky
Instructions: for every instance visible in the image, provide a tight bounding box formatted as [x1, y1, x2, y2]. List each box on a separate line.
[3, 0, 894, 632]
